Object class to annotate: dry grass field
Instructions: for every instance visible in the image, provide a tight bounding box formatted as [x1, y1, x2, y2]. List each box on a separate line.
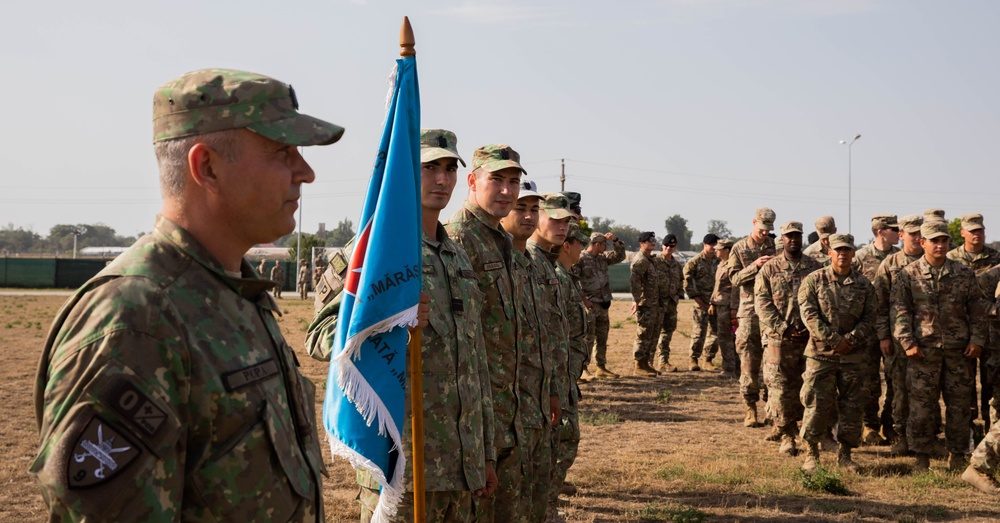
[3, 294, 1000, 522]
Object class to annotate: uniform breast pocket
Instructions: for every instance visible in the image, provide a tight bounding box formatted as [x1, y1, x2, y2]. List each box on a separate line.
[483, 265, 514, 320]
[458, 272, 486, 337]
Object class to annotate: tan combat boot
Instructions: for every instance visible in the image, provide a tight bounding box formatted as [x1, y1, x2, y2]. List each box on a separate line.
[702, 357, 715, 369]
[593, 365, 620, 379]
[744, 403, 759, 427]
[644, 358, 663, 375]
[948, 453, 968, 473]
[889, 434, 909, 456]
[764, 426, 782, 442]
[658, 362, 677, 373]
[689, 358, 701, 372]
[914, 453, 931, 472]
[633, 360, 657, 377]
[779, 434, 798, 457]
[801, 441, 820, 473]
[962, 465, 1000, 494]
[579, 366, 593, 382]
[862, 426, 885, 446]
[838, 447, 860, 472]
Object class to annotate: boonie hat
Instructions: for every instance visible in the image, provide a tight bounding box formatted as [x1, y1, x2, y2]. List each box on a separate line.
[540, 192, 574, 220]
[961, 214, 985, 232]
[871, 214, 899, 230]
[815, 216, 837, 238]
[828, 233, 856, 251]
[921, 220, 950, 240]
[153, 68, 344, 145]
[898, 215, 923, 233]
[420, 129, 466, 166]
[472, 144, 527, 174]
[755, 208, 776, 231]
[518, 179, 542, 200]
[781, 221, 804, 235]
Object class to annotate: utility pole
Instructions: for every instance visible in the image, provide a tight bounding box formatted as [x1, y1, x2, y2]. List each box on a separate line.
[560, 158, 565, 191]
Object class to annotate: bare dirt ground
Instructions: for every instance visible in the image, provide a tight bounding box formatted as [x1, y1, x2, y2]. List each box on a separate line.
[3, 295, 1000, 522]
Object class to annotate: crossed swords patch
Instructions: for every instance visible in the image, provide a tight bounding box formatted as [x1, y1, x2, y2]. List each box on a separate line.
[68, 416, 140, 488]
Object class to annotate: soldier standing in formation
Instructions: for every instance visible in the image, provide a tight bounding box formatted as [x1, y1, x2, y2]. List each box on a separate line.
[892, 220, 986, 472]
[755, 222, 822, 456]
[631, 231, 662, 377]
[298, 259, 310, 299]
[729, 208, 777, 427]
[710, 238, 739, 379]
[853, 214, 901, 445]
[446, 144, 525, 523]
[803, 216, 836, 267]
[654, 234, 684, 373]
[576, 231, 626, 378]
[270, 260, 285, 298]
[683, 234, 721, 371]
[798, 234, 877, 472]
[257, 258, 268, 276]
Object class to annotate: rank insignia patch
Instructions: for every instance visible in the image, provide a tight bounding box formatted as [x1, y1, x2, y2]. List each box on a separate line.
[68, 416, 140, 488]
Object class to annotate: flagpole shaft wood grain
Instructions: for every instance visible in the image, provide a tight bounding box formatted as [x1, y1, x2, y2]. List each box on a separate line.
[407, 328, 426, 523]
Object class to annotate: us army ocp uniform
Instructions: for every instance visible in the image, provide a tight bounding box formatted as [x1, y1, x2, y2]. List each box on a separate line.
[576, 232, 626, 370]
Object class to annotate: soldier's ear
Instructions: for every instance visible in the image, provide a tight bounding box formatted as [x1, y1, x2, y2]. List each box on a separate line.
[467, 171, 478, 191]
[188, 142, 222, 194]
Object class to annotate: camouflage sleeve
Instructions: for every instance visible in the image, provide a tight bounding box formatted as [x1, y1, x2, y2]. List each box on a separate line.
[977, 267, 1000, 300]
[729, 247, 759, 287]
[798, 274, 843, 348]
[473, 319, 496, 462]
[850, 254, 863, 275]
[754, 265, 786, 339]
[682, 259, 698, 299]
[966, 270, 989, 348]
[891, 269, 917, 350]
[550, 305, 570, 408]
[873, 262, 892, 341]
[848, 280, 877, 346]
[602, 239, 627, 265]
[629, 257, 643, 302]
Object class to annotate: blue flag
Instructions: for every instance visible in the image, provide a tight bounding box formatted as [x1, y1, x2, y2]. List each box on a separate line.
[323, 55, 421, 521]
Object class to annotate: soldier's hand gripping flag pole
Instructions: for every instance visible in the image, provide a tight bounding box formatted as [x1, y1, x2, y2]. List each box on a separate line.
[322, 16, 423, 523]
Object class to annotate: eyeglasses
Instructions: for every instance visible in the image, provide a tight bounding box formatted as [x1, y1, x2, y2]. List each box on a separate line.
[887, 227, 900, 233]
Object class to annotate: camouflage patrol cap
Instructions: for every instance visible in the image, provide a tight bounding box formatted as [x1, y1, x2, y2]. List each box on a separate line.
[924, 208, 946, 222]
[153, 69, 344, 145]
[590, 232, 607, 245]
[828, 233, 856, 251]
[921, 220, 950, 240]
[540, 192, 574, 220]
[815, 216, 837, 238]
[420, 129, 466, 167]
[518, 179, 542, 200]
[567, 222, 589, 244]
[871, 214, 899, 230]
[899, 214, 923, 233]
[716, 238, 735, 250]
[562, 192, 582, 212]
[961, 213, 985, 231]
[780, 221, 804, 235]
[472, 144, 527, 174]
[755, 208, 776, 231]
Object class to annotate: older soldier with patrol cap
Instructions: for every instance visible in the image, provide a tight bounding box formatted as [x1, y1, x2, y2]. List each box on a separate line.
[948, 213, 1000, 426]
[577, 230, 627, 378]
[499, 179, 553, 522]
[798, 233, 877, 472]
[710, 238, 739, 378]
[632, 231, 663, 376]
[893, 219, 987, 472]
[803, 216, 837, 267]
[684, 234, 721, 371]
[853, 214, 901, 445]
[755, 221, 822, 455]
[446, 144, 525, 522]
[729, 207, 777, 427]
[654, 234, 684, 373]
[31, 68, 344, 521]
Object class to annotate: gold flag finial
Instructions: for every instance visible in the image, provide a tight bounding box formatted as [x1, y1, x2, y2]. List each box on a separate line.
[400, 16, 415, 57]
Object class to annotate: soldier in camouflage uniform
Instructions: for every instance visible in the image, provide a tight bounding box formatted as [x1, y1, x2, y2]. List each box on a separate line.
[31, 69, 345, 521]
[964, 274, 1000, 494]
[446, 144, 526, 522]
[873, 214, 925, 455]
[892, 220, 987, 472]
[978, 264, 1000, 426]
[684, 234, 721, 371]
[631, 231, 663, 376]
[710, 238, 739, 378]
[576, 230, 627, 378]
[803, 216, 836, 267]
[853, 214, 901, 445]
[730, 208, 777, 426]
[798, 234, 877, 473]
[257, 258, 268, 276]
[653, 234, 684, 372]
[552, 222, 590, 502]
[499, 179, 552, 522]
[755, 222, 822, 456]
[948, 214, 1000, 425]
[270, 260, 285, 298]
[298, 259, 310, 299]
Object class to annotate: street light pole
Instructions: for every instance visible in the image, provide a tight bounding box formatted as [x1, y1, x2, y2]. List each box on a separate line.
[839, 134, 861, 234]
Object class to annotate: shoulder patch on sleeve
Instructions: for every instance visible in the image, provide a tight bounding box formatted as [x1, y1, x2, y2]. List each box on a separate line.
[68, 415, 141, 489]
[109, 380, 167, 436]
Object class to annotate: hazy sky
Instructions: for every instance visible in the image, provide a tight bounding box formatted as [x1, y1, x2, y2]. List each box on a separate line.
[3, 0, 999, 244]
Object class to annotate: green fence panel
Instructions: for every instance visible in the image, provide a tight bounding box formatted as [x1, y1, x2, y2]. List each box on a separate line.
[609, 262, 631, 294]
[3, 258, 57, 288]
[56, 259, 109, 289]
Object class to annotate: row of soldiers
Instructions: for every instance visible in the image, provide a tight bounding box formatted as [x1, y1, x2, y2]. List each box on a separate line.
[254, 258, 315, 300]
[307, 129, 612, 522]
[626, 208, 1000, 489]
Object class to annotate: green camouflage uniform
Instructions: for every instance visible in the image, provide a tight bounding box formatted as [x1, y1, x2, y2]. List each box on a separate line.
[31, 217, 325, 522]
[729, 235, 777, 403]
[874, 250, 923, 441]
[755, 253, 822, 436]
[551, 263, 587, 500]
[853, 243, 900, 434]
[892, 257, 987, 455]
[575, 239, 627, 367]
[631, 252, 662, 362]
[683, 251, 720, 361]
[798, 266, 877, 449]
[653, 254, 683, 365]
[512, 248, 552, 523]
[446, 201, 522, 523]
[356, 223, 496, 523]
[527, 241, 570, 410]
[948, 245, 1000, 423]
[711, 260, 739, 374]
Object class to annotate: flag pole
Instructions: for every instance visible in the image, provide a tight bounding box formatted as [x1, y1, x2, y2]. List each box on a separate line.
[399, 16, 426, 523]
